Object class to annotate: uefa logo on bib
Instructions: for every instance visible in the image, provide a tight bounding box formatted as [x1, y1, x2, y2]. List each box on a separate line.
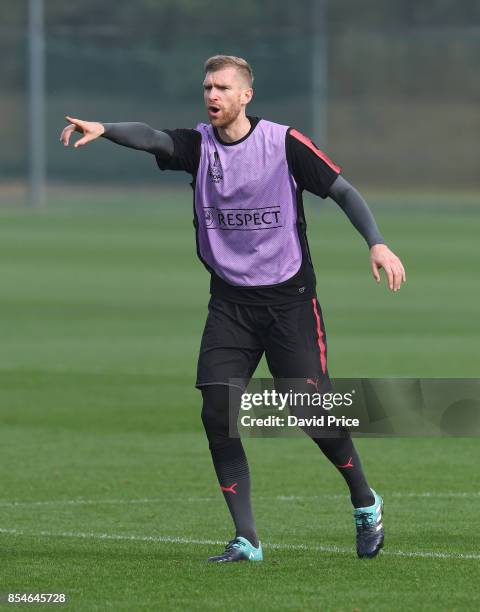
[208, 151, 223, 183]
[204, 209, 214, 226]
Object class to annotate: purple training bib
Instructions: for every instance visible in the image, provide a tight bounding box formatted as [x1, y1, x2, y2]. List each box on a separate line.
[194, 119, 301, 287]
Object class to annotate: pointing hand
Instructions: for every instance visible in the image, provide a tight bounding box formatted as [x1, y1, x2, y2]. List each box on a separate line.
[59, 116, 105, 148]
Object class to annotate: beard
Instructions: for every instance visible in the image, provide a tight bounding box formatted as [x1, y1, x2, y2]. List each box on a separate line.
[210, 102, 242, 128]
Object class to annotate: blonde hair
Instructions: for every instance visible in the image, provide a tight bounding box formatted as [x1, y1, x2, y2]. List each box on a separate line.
[204, 55, 254, 87]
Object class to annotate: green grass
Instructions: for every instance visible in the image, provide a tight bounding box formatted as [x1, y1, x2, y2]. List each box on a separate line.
[0, 193, 479, 611]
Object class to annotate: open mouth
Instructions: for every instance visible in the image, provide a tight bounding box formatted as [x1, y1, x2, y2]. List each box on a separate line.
[208, 105, 221, 116]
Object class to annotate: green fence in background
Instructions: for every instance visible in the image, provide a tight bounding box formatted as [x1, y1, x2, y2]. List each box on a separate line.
[1, 0, 479, 197]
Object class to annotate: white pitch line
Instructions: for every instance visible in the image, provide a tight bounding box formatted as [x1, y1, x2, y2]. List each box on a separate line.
[0, 491, 478, 508]
[0, 497, 214, 508]
[0, 527, 478, 561]
[276, 492, 480, 501]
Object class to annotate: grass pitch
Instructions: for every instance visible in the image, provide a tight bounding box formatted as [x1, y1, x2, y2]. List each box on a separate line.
[0, 190, 479, 611]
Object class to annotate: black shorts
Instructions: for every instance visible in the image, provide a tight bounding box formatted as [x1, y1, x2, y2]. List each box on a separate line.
[196, 296, 331, 390]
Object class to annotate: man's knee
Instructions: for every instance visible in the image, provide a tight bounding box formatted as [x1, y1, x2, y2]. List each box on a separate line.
[200, 384, 233, 442]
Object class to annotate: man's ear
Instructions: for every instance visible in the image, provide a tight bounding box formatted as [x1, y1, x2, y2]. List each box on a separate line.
[243, 88, 254, 105]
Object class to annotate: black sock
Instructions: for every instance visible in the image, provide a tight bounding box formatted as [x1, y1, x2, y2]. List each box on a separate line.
[210, 440, 259, 547]
[201, 385, 259, 547]
[312, 433, 375, 508]
[288, 389, 375, 509]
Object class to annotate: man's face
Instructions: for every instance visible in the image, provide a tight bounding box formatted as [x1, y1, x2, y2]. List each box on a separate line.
[203, 66, 252, 128]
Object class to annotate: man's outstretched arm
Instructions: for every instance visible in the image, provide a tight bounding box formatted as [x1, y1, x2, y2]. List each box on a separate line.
[102, 122, 174, 157]
[59, 116, 174, 159]
[328, 175, 406, 292]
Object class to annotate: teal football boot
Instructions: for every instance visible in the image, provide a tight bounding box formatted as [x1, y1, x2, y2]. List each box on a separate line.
[354, 489, 384, 558]
[208, 536, 263, 563]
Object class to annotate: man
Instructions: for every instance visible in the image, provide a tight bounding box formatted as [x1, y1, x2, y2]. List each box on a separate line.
[60, 55, 406, 563]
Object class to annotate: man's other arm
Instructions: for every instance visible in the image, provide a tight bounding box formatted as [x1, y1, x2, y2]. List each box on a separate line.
[327, 175, 384, 249]
[327, 176, 406, 291]
[287, 130, 406, 291]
